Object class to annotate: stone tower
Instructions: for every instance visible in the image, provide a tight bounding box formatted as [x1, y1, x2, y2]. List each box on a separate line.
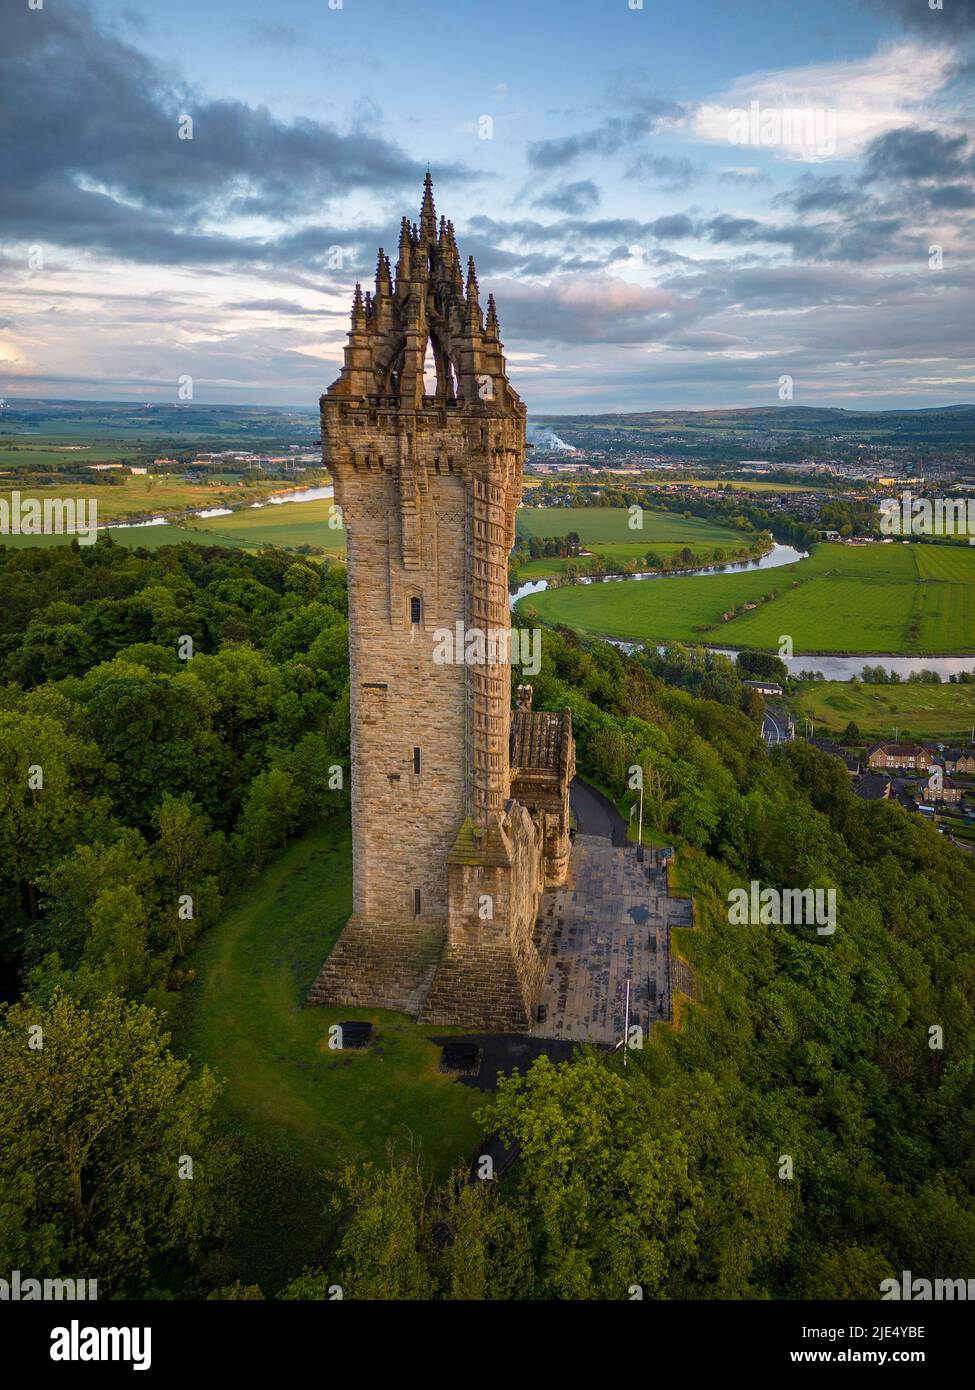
[308, 175, 572, 1031]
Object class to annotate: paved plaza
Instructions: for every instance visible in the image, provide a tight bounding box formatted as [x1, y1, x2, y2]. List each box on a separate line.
[532, 833, 693, 1047]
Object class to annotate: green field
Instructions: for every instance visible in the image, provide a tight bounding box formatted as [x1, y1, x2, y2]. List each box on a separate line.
[193, 498, 346, 551]
[0, 492, 347, 556]
[0, 472, 296, 522]
[0, 522, 249, 552]
[518, 542, 975, 655]
[516, 505, 745, 547]
[514, 505, 752, 578]
[793, 680, 975, 740]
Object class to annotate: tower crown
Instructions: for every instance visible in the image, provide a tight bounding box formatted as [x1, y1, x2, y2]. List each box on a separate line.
[325, 174, 519, 413]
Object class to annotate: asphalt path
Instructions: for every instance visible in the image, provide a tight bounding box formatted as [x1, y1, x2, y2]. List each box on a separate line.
[570, 776, 630, 846]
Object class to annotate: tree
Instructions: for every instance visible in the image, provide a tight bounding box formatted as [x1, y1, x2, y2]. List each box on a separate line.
[333, 1147, 435, 1300]
[232, 768, 298, 870]
[0, 990, 231, 1292]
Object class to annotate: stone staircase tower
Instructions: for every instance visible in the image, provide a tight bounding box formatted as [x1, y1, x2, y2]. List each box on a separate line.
[308, 174, 546, 1029]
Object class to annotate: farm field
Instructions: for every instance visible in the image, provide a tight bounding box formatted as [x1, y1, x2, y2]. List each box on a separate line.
[516, 505, 747, 547]
[193, 497, 347, 551]
[0, 472, 293, 522]
[514, 505, 753, 577]
[518, 542, 975, 655]
[0, 522, 248, 551]
[793, 680, 975, 741]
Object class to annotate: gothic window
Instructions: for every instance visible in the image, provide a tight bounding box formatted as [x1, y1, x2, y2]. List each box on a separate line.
[410, 595, 422, 624]
[423, 337, 438, 397]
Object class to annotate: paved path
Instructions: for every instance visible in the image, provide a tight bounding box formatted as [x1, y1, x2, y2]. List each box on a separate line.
[532, 834, 692, 1046]
[570, 777, 630, 846]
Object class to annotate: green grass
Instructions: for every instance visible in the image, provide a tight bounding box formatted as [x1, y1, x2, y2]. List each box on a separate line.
[514, 506, 753, 579]
[793, 680, 975, 740]
[519, 542, 975, 655]
[192, 498, 347, 551]
[178, 819, 483, 1178]
[0, 523, 248, 551]
[0, 473, 299, 522]
[516, 505, 745, 548]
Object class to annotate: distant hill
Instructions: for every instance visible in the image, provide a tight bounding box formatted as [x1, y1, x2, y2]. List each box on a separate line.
[530, 404, 975, 452]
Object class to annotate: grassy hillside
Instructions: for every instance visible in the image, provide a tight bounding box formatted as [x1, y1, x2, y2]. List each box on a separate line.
[794, 679, 975, 740]
[178, 818, 483, 1178]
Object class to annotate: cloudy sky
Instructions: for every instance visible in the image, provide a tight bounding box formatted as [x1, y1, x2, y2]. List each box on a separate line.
[1, 0, 974, 410]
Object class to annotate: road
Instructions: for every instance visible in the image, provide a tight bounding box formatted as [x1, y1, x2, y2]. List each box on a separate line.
[569, 776, 631, 846]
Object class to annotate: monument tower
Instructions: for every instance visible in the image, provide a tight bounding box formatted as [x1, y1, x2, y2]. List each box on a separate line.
[308, 175, 573, 1031]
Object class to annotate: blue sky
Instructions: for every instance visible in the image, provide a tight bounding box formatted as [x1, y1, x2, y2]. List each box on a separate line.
[1, 0, 974, 410]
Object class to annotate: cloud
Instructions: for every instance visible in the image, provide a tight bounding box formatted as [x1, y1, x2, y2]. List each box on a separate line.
[865, 125, 973, 180]
[0, 0, 475, 269]
[692, 40, 958, 162]
[526, 96, 684, 169]
[627, 154, 700, 191]
[532, 181, 601, 215]
[490, 275, 699, 346]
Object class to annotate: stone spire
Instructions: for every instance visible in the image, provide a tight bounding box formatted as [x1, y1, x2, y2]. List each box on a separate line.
[326, 174, 522, 410]
[419, 169, 437, 242]
[465, 256, 482, 328]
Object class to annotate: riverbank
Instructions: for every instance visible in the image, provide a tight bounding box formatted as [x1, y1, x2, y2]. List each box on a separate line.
[515, 541, 975, 661]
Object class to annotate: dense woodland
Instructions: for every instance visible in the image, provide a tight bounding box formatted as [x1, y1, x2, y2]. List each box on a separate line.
[0, 537, 973, 1299]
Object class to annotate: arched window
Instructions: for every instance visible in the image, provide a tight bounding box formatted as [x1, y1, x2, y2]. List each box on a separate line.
[422, 338, 438, 397]
[409, 595, 422, 625]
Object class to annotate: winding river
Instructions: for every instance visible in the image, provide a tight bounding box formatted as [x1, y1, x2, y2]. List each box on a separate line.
[510, 542, 975, 681]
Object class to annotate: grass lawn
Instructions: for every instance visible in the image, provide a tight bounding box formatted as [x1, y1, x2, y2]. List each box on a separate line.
[174, 818, 485, 1285]
[519, 543, 975, 656]
[178, 818, 484, 1176]
[792, 680, 975, 740]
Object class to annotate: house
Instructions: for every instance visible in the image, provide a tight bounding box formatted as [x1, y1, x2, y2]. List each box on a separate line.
[743, 679, 784, 696]
[811, 739, 860, 774]
[934, 748, 975, 775]
[920, 771, 964, 805]
[867, 742, 932, 772]
[854, 772, 890, 801]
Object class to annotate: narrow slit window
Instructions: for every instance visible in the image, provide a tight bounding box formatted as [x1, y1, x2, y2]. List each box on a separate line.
[410, 596, 422, 624]
[413, 888, 421, 917]
[413, 747, 421, 774]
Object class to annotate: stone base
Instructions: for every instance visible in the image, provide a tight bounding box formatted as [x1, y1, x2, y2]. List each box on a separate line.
[419, 938, 542, 1031]
[306, 916, 445, 1017]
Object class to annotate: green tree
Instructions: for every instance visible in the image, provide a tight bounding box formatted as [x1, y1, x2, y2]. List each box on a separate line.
[0, 991, 231, 1292]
